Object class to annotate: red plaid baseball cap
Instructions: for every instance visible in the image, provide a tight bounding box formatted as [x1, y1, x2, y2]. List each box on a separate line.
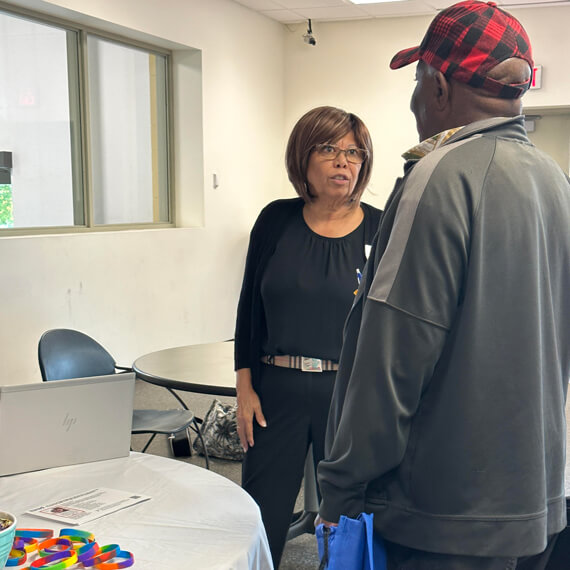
[390, 1, 533, 98]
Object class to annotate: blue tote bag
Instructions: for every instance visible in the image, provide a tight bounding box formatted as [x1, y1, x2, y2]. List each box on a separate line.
[316, 512, 387, 570]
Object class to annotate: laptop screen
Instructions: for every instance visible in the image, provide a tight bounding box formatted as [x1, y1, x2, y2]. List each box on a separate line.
[0, 374, 135, 476]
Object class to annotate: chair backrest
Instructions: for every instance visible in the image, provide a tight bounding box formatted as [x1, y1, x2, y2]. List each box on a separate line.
[38, 328, 117, 381]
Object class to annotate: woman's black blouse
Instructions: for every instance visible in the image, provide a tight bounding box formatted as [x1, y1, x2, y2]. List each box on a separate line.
[261, 209, 372, 361]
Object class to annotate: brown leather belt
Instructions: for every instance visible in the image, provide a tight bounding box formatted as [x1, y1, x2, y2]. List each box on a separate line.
[260, 355, 338, 372]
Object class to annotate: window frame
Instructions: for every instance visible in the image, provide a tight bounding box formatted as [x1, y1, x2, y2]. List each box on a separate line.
[0, 2, 175, 236]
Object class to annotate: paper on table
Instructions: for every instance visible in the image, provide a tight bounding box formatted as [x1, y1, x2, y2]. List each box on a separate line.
[25, 487, 151, 525]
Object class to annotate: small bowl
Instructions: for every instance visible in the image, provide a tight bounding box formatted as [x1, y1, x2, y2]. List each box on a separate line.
[0, 511, 17, 568]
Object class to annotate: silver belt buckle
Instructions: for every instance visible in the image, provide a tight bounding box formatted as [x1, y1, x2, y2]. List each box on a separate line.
[301, 357, 322, 372]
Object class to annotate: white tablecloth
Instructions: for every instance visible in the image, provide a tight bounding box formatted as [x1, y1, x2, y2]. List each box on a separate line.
[0, 453, 273, 570]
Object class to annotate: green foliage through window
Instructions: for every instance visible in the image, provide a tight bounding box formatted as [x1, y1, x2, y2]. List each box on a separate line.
[0, 185, 13, 228]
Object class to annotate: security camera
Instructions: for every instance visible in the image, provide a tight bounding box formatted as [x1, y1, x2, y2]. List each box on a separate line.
[303, 19, 316, 46]
[303, 33, 316, 46]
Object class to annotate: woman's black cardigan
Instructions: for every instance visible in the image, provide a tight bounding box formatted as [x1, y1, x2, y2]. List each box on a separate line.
[234, 198, 304, 391]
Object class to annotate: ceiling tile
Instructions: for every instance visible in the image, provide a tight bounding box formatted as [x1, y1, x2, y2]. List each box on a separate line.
[295, 5, 371, 20]
[233, 0, 570, 22]
[260, 8, 308, 21]
[234, 0, 285, 9]
[358, 0, 438, 17]
[279, 0, 347, 7]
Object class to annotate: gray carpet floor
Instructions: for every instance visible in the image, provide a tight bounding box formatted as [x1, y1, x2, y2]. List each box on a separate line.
[131, 379, 320, 570]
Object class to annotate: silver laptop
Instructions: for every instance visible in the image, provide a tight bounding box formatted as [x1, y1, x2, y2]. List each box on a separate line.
[0, 374, 135, 476]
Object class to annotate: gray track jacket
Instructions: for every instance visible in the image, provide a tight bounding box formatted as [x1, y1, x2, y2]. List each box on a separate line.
[318, 116, 570, 557]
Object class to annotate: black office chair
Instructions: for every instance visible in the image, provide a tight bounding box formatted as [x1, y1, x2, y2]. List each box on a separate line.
[38, 328, 209, 467]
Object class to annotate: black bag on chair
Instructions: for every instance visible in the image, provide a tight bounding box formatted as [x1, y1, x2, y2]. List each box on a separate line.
[192, 399, 244, 461]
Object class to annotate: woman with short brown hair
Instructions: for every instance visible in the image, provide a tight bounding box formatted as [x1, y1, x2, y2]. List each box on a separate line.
[234, 106, 381, 568]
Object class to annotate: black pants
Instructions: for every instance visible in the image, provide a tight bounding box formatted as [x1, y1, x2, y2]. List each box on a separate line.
[385, 534, 560, 570]
[241, 364, 336, 569]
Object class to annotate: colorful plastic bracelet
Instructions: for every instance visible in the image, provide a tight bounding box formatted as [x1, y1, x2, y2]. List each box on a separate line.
[37, 537, 73, 556]
[13, 536, 39, 553]
[15, 529, 54, 539]
[30, 550, 77, 569]
[76, 541, 100, 563]
[93, 549, 134, 569]
[11, 529, 133, 570]
[81, 544, 119, 567]
[59, 528, 95, 543]
[6, 548, 26, 566]
[12, 538, 25, 550]
[61, 535, 90, 549]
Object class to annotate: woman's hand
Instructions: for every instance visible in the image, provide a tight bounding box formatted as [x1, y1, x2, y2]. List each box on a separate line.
[236, 368, 267, 451]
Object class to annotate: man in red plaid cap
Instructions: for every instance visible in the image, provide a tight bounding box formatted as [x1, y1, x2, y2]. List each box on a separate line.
[317, 1, 570, 568]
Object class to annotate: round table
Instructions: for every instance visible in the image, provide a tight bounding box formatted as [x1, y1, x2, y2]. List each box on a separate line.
[132, 341, 319, 539]
[133, 341, 236, 396]
[0, 452, 273, 569]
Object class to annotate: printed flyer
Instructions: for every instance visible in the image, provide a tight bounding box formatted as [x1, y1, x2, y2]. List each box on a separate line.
[26, 488, 151, 524]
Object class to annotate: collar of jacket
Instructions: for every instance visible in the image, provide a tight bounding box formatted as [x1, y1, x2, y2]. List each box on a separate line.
[402, 115, 528, 169]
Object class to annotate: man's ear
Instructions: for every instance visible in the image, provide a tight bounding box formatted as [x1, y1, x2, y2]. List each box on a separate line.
[433, 71, 451, 111]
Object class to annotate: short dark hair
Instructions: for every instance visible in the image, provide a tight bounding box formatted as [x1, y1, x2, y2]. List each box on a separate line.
[285, 106, 373, 203]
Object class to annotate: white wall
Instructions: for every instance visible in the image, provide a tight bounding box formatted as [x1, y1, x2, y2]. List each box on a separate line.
[284, 5, 570, 207]
[1, 0, 286, 383]
[2, 1, 569, 384]
[527, 113, 570, 174]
